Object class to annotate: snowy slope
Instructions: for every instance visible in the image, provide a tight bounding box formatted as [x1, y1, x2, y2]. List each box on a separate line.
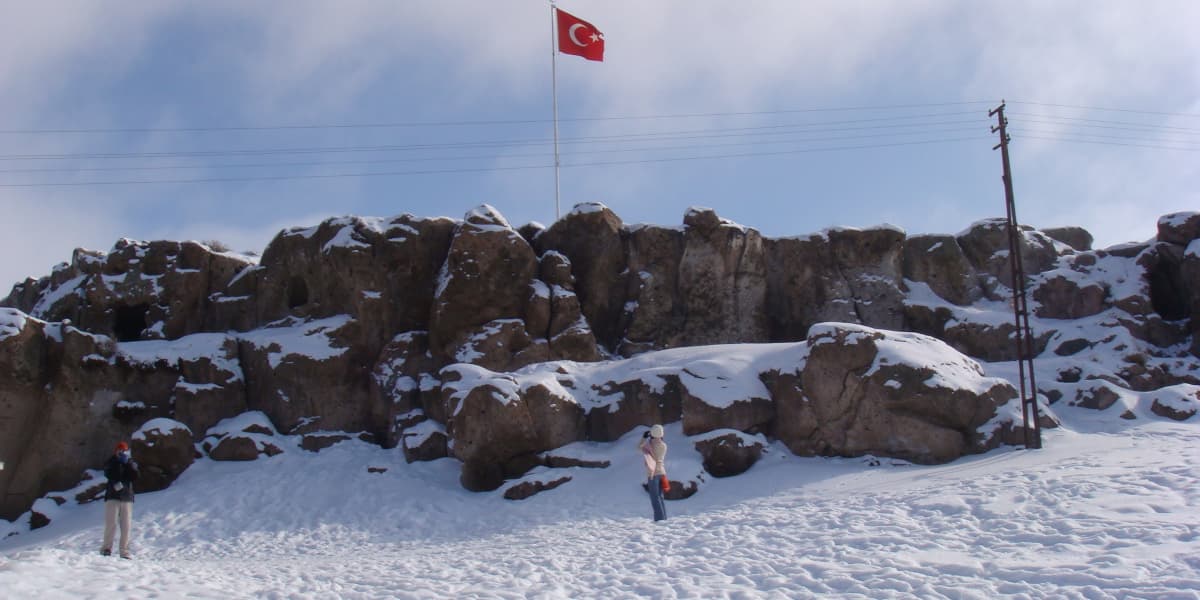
[1, 405, 1197, 599]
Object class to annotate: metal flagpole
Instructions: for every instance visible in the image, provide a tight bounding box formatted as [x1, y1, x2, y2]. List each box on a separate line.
[549, 1, 561, 221]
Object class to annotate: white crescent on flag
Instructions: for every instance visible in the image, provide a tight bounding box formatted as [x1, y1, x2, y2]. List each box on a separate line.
[568, 23, 589, 47]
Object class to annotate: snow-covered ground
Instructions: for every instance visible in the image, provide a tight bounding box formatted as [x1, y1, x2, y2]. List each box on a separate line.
[2, 403, 1197, 599]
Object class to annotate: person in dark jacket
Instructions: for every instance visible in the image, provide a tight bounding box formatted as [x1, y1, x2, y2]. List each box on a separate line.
[100, 441, 139, 559]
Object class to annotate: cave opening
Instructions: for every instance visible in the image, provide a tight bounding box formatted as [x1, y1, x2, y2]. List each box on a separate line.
[1148, 256, 1190, 321]
[113, 304, 149, 342]
[287, 276, 309, 310]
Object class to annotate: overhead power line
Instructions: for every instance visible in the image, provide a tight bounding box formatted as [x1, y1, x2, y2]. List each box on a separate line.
[1006, 112, 1200, 134]
[2, 100, 1191, 136]
[0, 125, 991, 175]
[0, 135, 990, 188]
[0, 101, 996, 135]
[1010, 127, 1200, 147]
[0, 99, 1191, 190]
[0, 113, 990, 162]
[1008, 100, 1200, 119]
[1008, 132, 1199, 152]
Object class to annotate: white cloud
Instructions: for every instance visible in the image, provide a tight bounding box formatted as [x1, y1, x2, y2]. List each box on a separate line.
[0, 0, 1196, 293]
[0, 193, 124, 290]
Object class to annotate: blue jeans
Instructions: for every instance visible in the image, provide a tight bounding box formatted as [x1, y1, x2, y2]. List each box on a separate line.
[647, 475, 667, 521]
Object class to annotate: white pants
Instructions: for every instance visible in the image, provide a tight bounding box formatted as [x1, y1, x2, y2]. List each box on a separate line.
[102, 500, 133, 556]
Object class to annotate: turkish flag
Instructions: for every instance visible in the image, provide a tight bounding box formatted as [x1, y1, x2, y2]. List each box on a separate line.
[557, 9, 604, 62]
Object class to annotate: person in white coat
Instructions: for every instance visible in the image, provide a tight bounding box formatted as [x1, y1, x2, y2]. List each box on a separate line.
[638, 424, 668, 521]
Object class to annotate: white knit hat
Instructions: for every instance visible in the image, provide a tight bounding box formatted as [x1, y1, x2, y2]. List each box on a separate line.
[649, 424, 664, 438]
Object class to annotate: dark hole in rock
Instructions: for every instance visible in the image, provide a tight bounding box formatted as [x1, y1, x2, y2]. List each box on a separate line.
[113, 304, 149, 342]
[287, 276, 309, 310]
[1148, 256, 1189, 321]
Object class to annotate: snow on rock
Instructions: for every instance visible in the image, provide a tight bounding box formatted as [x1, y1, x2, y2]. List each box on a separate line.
[501, 467, 573, 500]
[863, 326, 1001, 395]
[684, 206, 747, 233]
[206, 411, 278, 438]
[320, 216, 384, 255]
[202, 412, 285, 461]
[0, 307, 29, 341]
[463, 204, 512, 229]
[133, 418, 192, 440]
[118, 333, 243, 379]
[1146, 384, 1199, 421]
[678, 357, 772, 410]
[400, 418, 448, 463]
[433, 324, 1012, 492]
[238, 315, 352, 369]
[568, 201, 609, 216]
[30, 275, 86, 317]
[441, 364, 522, 412]
[1157, 211, 1200, 245]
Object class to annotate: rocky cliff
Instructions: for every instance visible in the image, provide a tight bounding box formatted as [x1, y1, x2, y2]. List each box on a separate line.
[2, 204, 1198, 524]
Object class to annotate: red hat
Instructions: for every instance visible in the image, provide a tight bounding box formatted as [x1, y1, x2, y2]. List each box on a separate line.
[115, 441, 129, 452]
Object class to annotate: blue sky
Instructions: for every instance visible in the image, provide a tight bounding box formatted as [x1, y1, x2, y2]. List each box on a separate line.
[1, 1, 1197, 290]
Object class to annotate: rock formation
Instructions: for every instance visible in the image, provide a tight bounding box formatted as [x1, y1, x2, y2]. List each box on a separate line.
[2, 204, 1198, 522]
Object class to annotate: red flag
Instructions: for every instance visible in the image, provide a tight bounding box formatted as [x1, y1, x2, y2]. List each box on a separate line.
[556, 9, 604, 62]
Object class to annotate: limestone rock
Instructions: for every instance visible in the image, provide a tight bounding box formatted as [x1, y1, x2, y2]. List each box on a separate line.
[429, 206, 539, 365]
[522, 381, 586, 450]
[675, 208, 768, 346]
[369, 330, 438, 448]
[543, 454, 610, 469]
[778, 323, 1016, 464]
[765, 226, 906, 343]
[1147, 384, 1199, 421]
[679, 367, 773, 436]
[255, 214, 455, 356]
[534, 203, 628, 350]
[458, 460, 504, 492]
[300, 434, 351, 452]
[203, 412, 285, 461]
[0, 316, 128, 521]
[3, 239, 256, 342]
[503, 475, 572, 500]
[693, 430, 766, 477]
[1157, 212, 1200, 246]
[151, 334, 248, 437]
[441, 365, 540, 466]
[902, 234, 977, 306]
[208, 436, 283, 461]
[585, 376, 684, 442]
[1070, 381, 1124, 410]
[239, 316, 386, 438]
[547, 286, 601, 363]
[664, 478, 699, 501]
[957, 220, 1063, 286]
[1042, 226, 1094, 252]
[941, 321, 1054, 362]
[130, 418, 195, 493]
[1104, 241, 1151, 259]
[619, 224, 685, 355]
[402, 427, 449, 463]
[1033, 275, 1108, 319]
[445, 319, 550, 372]
[826, 226, 907, 330]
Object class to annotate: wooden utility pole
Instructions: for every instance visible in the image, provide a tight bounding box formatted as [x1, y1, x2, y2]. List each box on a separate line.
[991, 101, 1042, 450]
